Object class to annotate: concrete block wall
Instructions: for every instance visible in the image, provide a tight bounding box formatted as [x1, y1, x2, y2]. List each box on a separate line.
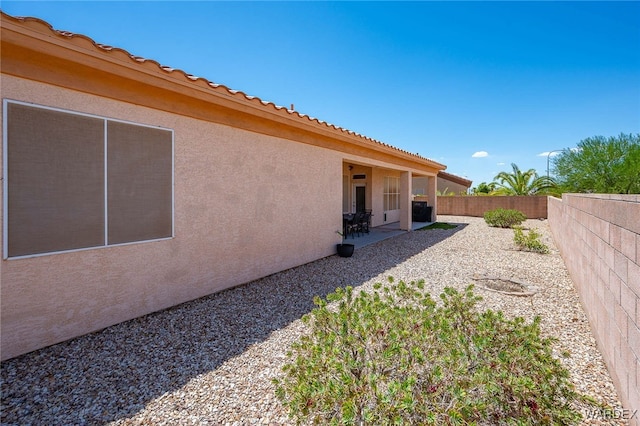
[548, 194, 639, 423]
[433, 195, 548, 218]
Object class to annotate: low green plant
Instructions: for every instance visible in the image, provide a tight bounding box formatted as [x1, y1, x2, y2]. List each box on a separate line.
[419, 222, 458, 230]
[513, 226, 550, 254]
[484, 208, 526, 228]
[274, 278, 587, 425]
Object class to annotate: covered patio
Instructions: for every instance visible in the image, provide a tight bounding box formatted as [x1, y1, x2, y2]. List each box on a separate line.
[341, 161, 440, 236]
[341, 220, 431, 249]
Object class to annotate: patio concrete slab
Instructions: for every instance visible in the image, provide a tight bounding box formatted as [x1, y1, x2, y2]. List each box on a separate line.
[342, 221, 432, 249]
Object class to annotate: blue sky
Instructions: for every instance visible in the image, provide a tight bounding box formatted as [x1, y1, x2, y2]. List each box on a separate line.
[3, 1, 639, 187]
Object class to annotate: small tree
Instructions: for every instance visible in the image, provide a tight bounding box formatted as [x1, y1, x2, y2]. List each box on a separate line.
[472, 181, 497, 195]
[552, 133, 640, 194]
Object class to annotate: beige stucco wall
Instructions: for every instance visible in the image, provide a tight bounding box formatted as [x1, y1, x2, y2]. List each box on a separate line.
[371, 171, 386, 225]
[1, 75, 343, 360]
[437, 177, 469, 195]
[412, 176, 428, 196]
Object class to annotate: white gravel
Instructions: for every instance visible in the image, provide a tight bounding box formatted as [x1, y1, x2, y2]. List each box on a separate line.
[0, 216, 625, 425]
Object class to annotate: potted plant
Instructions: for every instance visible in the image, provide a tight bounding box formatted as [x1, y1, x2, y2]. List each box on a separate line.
[336, 231, 354, 257]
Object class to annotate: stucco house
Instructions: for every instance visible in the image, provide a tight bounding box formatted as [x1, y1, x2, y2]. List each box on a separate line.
[0, 12, 445, 360]
[412, 171, 472, 197]
[436, 171, 472, 194]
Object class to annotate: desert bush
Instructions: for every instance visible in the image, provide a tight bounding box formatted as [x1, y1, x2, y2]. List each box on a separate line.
[274, 278, 586, 425]
[484, 208, 526, 228]
[514, 226, 550, 254]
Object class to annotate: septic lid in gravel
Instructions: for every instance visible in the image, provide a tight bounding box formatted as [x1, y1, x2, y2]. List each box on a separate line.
[473, 275, 538, 297]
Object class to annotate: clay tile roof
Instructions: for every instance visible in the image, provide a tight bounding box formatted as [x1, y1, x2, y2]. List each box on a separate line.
[2, 12, 446, 170]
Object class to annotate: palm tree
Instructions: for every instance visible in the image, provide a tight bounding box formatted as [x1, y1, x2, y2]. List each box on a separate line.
[492, 163, 557, 195]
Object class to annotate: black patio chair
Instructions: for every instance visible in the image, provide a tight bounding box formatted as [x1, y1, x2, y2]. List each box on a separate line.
[346, 211, 364, 238]
[359, 211, 372, 234]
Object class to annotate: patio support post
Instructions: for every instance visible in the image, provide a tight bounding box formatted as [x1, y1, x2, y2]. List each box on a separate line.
[428, 175, 437, 222]
[400, 171, 412, 231]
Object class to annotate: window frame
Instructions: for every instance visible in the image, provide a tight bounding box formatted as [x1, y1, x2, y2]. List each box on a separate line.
[383, 176, 400, 212]
[2, 99, 175, 259]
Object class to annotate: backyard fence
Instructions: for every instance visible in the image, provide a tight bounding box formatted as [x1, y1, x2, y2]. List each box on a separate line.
[428, 195, 548, 219]
[548, 194, 639, 423]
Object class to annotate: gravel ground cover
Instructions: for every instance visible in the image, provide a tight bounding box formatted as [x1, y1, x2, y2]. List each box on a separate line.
[1, 216, 625, 425]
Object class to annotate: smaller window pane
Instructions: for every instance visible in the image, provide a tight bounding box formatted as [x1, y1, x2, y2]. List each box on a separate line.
[107, 121, 173, 245]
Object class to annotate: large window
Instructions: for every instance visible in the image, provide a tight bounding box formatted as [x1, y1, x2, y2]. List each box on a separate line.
[3, 101, 174, 258]
[383, 176, 400, 211]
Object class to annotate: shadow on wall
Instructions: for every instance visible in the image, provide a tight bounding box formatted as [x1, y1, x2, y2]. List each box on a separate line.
[0, 224, 467, 424]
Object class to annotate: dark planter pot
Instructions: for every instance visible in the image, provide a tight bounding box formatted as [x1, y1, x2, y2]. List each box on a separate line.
[336, 243, 355, 258]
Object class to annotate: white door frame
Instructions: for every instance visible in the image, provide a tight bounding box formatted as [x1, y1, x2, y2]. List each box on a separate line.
[352, 183, 366, 213]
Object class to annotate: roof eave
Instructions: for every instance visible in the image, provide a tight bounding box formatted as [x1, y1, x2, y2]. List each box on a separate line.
[0, 12, 446, 172]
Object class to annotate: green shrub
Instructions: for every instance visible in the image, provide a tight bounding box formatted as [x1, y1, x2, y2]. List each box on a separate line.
[274, 278, 586, 425]
[514, 226, 550, 254]
[484, 208, 526, 228]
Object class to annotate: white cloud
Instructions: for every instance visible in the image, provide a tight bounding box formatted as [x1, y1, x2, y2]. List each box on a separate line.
[497, 162, 505, 166]
[537, 151, 562, 157]
[472, 151, 489, 158]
